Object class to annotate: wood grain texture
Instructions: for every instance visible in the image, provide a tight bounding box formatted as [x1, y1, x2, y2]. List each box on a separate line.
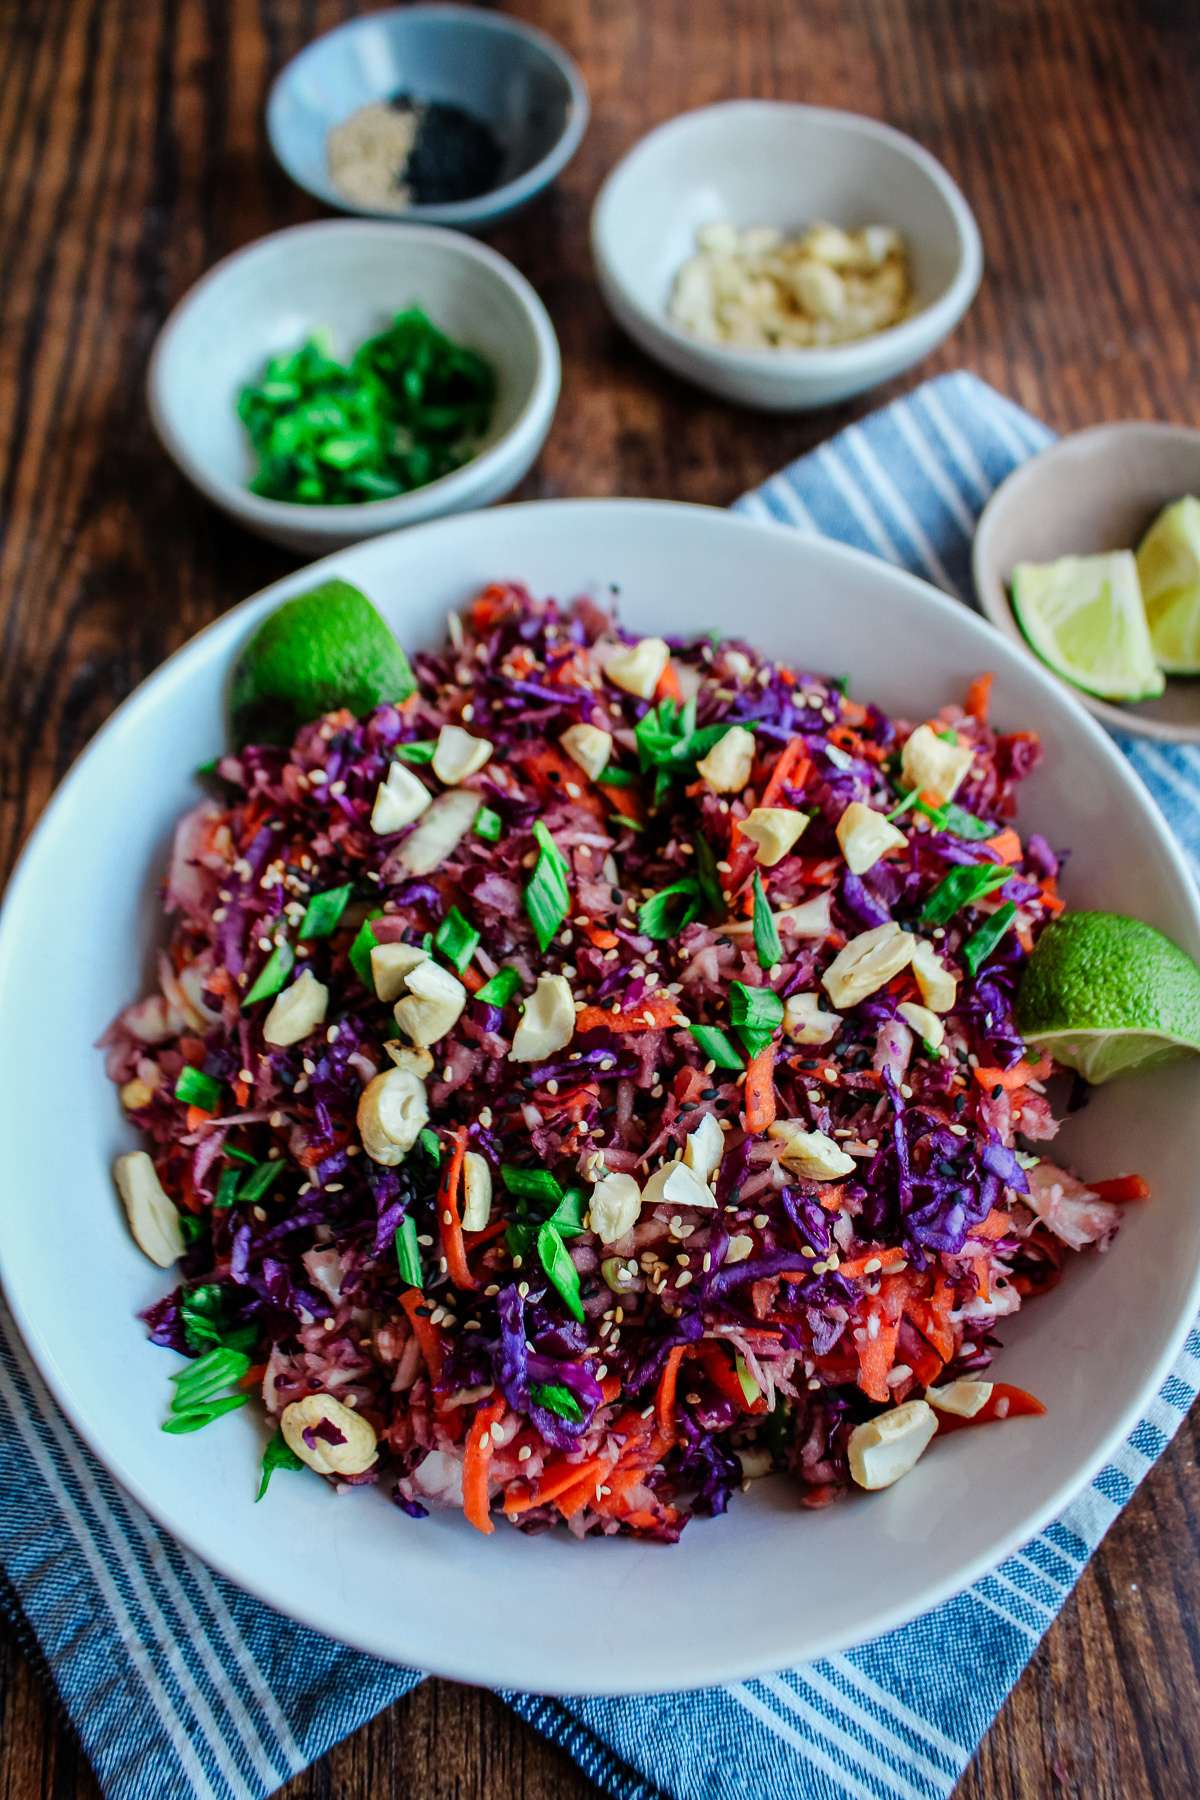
[1, 0, 1198, 1795]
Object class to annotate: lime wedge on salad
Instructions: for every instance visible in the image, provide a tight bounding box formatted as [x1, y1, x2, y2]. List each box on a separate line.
[1017, 910, 1200, 1083]
[230, 578, 415, 745]
[1011, 551, 1165, 701]
[1135, 495, 1200, 675]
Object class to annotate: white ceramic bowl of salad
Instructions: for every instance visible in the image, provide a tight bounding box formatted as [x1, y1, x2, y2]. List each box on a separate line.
[592, 103, 983, 411]
[148, 221, 560, 554]
[1, 501, 1197, 1695]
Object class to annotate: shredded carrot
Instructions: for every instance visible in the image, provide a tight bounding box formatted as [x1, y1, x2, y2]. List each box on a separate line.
[760, 739, 812, 808]
[935, 1382, 1046, 1433]
[599, 780, 646, 826]
[600, 1375, 622, 1403]
[437, 1126, 477, 1290]
[463, 1396, 505, 1535]
[1089, 1174, 1151, 1203]
[574, 992, 683, 1035]
[654, 660, 683, 704]
[971, 1209, 1013, 1241]
[459, 963, 484, 994]
[909, 1270, 955, 1362]
[969, 1251, 991, 1304]
[583, 923, 620, 951]
[233, 1080, 249, 1107]
[656, 1344, 689, 1437]
[837, 1245, 909, 1280]
[856, 1302, 901, 1403]
[984, 827, 1022, 865]
[1038, 880, 1066, 915]
[840, 698, 870, 726]
[965, 672, 994, 723]
[400, 1289, 444, 1387]
[519, 745, 607, 822]
[504, 1454, 608, 1517]
[973, 1056, 1050, 1093]
[827, 724, 885, 763]
[742, 1044, 777, 1134]
[185, 1105, 212, 1131]
[239, 1361, 267, 1390]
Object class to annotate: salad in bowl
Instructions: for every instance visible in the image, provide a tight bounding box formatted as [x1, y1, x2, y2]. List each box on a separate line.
[100, 572, 1200, 1540]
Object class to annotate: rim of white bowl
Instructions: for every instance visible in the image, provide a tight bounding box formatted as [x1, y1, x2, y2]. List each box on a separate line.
[591, 101, 984, 377]
[265, 4, 590, 227]
[2, 500, 1198, 1690]
[146, 220, 562, 535]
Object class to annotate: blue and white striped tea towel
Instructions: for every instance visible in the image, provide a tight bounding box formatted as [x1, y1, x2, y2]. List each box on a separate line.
[2, 371, 1198, 1800]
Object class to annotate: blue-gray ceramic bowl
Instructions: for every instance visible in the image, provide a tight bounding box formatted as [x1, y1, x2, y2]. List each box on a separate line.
[267, 4, 588, 231]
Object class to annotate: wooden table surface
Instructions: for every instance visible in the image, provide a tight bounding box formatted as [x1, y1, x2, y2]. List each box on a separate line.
[2, 0, 1198, 1795]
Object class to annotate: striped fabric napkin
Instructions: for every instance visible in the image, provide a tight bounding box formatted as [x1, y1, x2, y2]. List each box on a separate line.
[2, 371, 1198, 1800]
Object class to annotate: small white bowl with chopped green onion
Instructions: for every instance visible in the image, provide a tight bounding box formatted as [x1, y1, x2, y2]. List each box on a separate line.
[148, 221, 560, 554]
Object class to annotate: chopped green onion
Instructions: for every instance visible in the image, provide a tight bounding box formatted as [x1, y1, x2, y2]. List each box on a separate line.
[394, 740, 437, 763]
[179, 1214, 208, 1249]
[598, 765, 635, 787]
[473, 805, 503, 842]
[256, 1428, 304, 1501]
[734, 1353, 761, 1408]
[939, 802, 997, 840]
[243, 941, 295, 1007]
[886, 789, 919, 822]
[179, 1284, 233, 1350]
[937, 727, 959, 743]
[549, 1186, 586, 1237]
[348, 914, 383, 988]
[609, 812, 644, 833]
[689, 1024, 745, 1070]
[502, 1166, 564, 1204]
[475, 966, 522, 1006]
[174, 1066, 222, 1111]
[162, 1393, 251, 1435]
[529, 1381, 585, 1422]
[651, 768, 675, 812]
[421, 930, 434, 953]
[693, 833, 724, 916]
[170, 1346, 251, 1406]
[298, 883, 354, 940]
[214, 1168, 241, 1210]
[537, 1220, 585, 1322]
[237, 312, 497, 509]
[921, 863, 1011, 924]
[418, 1126, 441, 1164]
[524, 821, 571, 952]
[225, 1147, 257, 1165]
[394, 1215, 423, 1288]
[237, 1161, 280, 1206]
[751, 871, 782, 971]
[637, 877, 702, 940]
[962, 900, 1017, 975]
[505, 1221, 537, 1261]
[196, 757, 220, 777]
[434, 906, 480, 973]
[730, 981, 784, 1057]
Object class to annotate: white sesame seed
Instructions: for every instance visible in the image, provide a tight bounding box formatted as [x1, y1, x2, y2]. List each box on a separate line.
[676, 1271, 693, 1287]
[518, 1445, 532, 1462]
[753, 1213, 769, 1230]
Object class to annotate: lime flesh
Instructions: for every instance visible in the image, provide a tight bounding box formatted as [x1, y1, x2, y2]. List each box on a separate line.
[230, 579, 416, 746]
[1135, 495, 1200, 674]
[1011, 551, 1165, 702]
[1017, 910, 1200, 1083]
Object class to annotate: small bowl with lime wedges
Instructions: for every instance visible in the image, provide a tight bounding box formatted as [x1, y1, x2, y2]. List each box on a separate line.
[972, 421, 1200, 744]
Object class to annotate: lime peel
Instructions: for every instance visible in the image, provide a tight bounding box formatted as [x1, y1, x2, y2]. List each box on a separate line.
[1017, 910, 1200, 1084]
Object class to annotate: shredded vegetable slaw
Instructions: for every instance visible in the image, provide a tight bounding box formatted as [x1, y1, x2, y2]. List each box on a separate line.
[102, 583, 1146, 1538]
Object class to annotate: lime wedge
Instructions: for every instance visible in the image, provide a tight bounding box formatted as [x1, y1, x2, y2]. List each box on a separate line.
[230, 579, 416, 746]
[1010, 551, 1165, 701]
[1016, 910, 1200, 1083]
[1135, 495, 1200, 674]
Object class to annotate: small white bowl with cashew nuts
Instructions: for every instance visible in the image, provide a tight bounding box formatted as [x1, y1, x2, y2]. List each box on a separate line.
[592, 102, 983, 410]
